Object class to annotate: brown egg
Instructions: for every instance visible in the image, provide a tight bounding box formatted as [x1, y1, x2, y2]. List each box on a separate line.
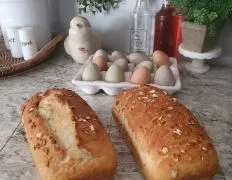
[93, 56, 108, 71]
[152, 50, 171, 67]
[131, 66, 151, 85]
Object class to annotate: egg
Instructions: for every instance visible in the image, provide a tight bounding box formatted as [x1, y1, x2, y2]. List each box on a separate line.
[93, 49, 108, 71]
[109, 51, 126, 62]
[82, 63, 102, 81]
[93, 56, 108, 71]
[136, 61, 154, 72]
[113, 58, 129, 72]
[131, 66, 151, 85]
[93, 49, 108, 59]
[105, 64, 124, 83]
[128, 52, 150, 65]
[154, 65, 175, 86]
[152, 50, 171, 67]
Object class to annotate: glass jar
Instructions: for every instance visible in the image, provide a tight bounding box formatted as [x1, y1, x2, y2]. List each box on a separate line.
[154, 0, 174, 55]
[130, 0, 153, 55]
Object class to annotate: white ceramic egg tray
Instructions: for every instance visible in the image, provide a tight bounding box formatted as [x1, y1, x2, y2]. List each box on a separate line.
[72, 56, 181, 96]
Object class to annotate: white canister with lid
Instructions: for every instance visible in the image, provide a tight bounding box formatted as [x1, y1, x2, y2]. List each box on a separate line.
[0, 0, 51, 49]
[0, 15, 10, 50]
[19, 27, 38, 60]
[7, 27, 23, 58]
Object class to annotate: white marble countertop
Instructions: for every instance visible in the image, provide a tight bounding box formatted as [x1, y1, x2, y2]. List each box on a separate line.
[0, 49, 231, 180]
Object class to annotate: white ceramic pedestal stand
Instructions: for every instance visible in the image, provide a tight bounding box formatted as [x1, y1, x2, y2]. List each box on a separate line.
[179, 43, 222, 73]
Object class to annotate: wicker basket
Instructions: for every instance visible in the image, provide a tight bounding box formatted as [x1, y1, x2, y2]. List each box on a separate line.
[0, 30, 65, 77]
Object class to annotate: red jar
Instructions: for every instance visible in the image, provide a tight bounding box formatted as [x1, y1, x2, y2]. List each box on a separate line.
[153, 0, 174, 55]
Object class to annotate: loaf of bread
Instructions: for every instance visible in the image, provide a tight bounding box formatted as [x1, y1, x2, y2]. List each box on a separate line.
[21, 88, 117, 180]
[112, 85, 218, 180]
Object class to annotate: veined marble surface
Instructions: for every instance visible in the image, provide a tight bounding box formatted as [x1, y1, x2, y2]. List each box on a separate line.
[0, 49, 231, 180]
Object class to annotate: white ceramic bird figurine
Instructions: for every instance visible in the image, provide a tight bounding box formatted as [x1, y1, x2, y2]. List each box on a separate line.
[64, 16, 102, 64]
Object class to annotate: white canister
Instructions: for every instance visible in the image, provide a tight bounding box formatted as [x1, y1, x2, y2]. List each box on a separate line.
[19, 27, 38, 60]
[0, 15, 10, 50]
[7, 27, 23, 58]
[1, 26, 10, 50]
[0, 0, 52, 49]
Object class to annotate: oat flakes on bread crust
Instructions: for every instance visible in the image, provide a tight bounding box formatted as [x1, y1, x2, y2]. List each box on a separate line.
[21, 88, 117, 180]
[112, 85, 219, 180]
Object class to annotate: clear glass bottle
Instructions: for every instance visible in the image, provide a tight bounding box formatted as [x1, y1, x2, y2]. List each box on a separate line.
[130, 0, 153, 55]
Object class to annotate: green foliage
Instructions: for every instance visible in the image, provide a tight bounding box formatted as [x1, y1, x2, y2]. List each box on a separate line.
[77, 0, 120, 15]
[171, 0, 232, 36]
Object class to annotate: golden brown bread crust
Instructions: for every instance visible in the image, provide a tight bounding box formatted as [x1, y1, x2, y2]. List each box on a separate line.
[21, 88, 117, 180]
[112, 85, 219, 180]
